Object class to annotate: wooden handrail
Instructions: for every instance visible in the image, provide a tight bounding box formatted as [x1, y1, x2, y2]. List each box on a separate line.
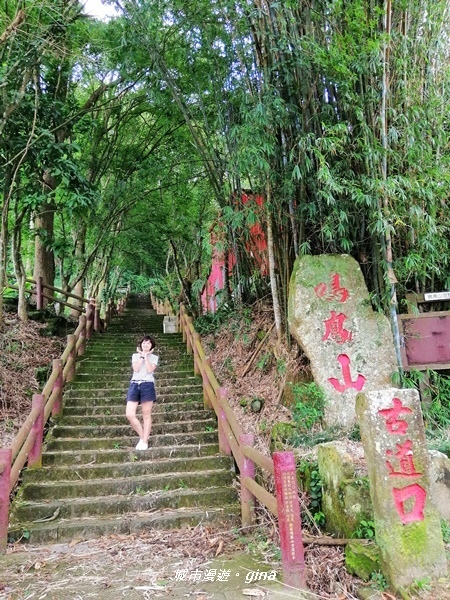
[0, 290, 129, 552]
[175, 301, 277, 519]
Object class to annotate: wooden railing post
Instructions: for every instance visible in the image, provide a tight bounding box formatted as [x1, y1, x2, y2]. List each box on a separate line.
[78, 314, 87, 356]
[86, 304, 94, 340]
[193, 332, 201, 376]
[239, 433, 256, 528]
[66, 334, 76, 382]
[28, 395, 45, 468]
[94, 307, 100, 333]
[203, 358, 213, 409]
[0, 448, 12, 553]
[36, 276, 43, 310]
[273, 451, 306, 589]
[51, 359, 63, 417]
[217, 387, 231, 454]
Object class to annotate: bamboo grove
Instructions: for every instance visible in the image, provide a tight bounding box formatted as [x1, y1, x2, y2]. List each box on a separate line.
[1, 0, 450, 340]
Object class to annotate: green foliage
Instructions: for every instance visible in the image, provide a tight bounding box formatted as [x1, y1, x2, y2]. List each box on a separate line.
[299, 461, 325, 528]
[353, 519, 376, 540]
[289, 382, 326, 431]
[370, 571, 388, 592]
[441, 519, 450, 544]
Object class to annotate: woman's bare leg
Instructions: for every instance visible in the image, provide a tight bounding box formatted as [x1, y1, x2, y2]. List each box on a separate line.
[141, 402, 153, 443]
[126, 401, 144, 439]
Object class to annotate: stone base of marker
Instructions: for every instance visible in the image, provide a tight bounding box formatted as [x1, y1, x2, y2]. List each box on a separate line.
[163, 316, 178, 333]
[317, 441, 372, 538]
[356, 388, 448, 590]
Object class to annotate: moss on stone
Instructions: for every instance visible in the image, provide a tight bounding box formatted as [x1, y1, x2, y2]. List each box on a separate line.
[345, 540, 381, 581]
[269, 422, 296, 452]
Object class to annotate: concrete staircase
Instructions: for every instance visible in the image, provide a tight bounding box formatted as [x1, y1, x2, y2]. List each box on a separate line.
[8, 295, 239, 544]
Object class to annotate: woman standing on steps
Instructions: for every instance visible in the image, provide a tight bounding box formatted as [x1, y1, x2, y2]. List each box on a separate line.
[125, 335, 159, 450]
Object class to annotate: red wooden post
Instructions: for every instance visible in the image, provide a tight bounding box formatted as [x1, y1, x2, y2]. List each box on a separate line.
[66, 334, 76, 382]
[239, 433, 256, 528]
[51, 359, 63, 417]
[94, 307, 100, 333]
[217, 388, 231, 455]
[36, 276, 43, 310]
[28, 394, 45, 468]
[273, 451, 306, 589]
[0, 448, 12, 552]
[78, 314, 87, 356]
[86, 304, 94, 340]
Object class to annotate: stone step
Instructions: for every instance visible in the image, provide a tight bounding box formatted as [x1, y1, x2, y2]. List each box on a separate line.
[59, 409, 212, 425]
[49, 418, 217, 439]
[24, 454, 232, 483]
[65, 376, 200, 390]
[62, 385, 204, 401]
[42, 443, 221, 466]
[62, 392, 204, 405]
[20, 467, 234, 501]
[11, 485, 238, 523]
[71, 370, 197, 382]
[45, 430, 219, 451]
[8, 505, 239, 545]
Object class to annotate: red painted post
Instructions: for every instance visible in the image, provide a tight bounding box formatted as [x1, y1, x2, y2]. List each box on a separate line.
[51, 359, 63, 417]
[217, 388, 231, 455]
[78, 314, 87, 356]
[0, 448, 12, 552]
[36, 276, 43, 310]
[86, 304, 94, 340]
[66, 334, 76, 382]
[28, 394, 45, 468]
[273, 451, 306, 589]
[239, 433, 256, 528]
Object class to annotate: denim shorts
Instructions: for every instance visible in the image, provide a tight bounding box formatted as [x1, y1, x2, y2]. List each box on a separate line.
[126, 381, 157, 403]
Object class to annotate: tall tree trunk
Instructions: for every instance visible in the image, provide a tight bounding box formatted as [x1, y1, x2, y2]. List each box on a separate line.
[265, 181, 282, 344]
[33, 200, 55, 307]
[380, 0, 402, 373]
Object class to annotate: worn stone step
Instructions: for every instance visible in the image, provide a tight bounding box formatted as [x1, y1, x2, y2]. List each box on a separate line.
[59, 409, 213, 426]
[20, 468, 234, 501]
[45, 430, 219, 451]
[62, 392, 204, 407]
[8, 505, 239, 545]
[59, 400, 205, 418]
[62, 394, 204, 408]
[24, 455, 232, 483]
[11, 485, 238, 523]
[42, 443, 221, 466]
[62, 385, 204, 401]
[65, 376, 200, 390]
[49, 418, 217, 439]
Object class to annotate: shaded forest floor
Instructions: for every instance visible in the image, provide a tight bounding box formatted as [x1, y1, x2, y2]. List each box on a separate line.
[1, 302, 449, 599]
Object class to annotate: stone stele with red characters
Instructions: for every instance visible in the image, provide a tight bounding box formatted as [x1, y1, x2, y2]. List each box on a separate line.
[356, 388, 447, 589]
[288, 254, 399, 427]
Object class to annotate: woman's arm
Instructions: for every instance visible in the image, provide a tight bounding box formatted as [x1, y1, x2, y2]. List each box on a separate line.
[143, 353, 157, 373]
[132, 353, 145, 372]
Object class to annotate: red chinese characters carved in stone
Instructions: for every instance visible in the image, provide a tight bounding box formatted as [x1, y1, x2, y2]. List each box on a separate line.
[386, 440, 423, 478]
[378, 397, 413, 435]
[322, 311, 353, 344]
[314, 274, 349, 303]
[392, 483, 427, 524]
[328, 354, 366, 392]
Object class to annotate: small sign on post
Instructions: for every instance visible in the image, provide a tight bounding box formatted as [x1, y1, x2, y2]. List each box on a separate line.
[273, 452, 306, 590]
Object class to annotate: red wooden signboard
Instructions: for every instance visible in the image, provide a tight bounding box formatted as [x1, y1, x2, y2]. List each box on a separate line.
[398, 311, 450, 370]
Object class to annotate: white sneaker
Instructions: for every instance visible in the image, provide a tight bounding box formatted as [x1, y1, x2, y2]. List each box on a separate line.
[135, 440, 148, 450]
